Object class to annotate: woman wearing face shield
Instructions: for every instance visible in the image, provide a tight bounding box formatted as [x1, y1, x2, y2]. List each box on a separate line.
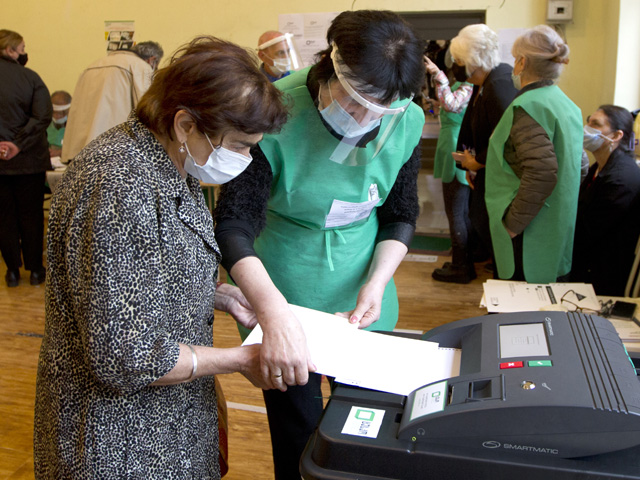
[34, 37, 289, 479]
[484, 25, 583, 284]
[214, 10, 425, 479]
[571, 105, 640, 295]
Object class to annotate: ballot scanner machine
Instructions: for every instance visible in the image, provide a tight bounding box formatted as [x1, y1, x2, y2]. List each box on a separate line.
[300, 311, 640, 479]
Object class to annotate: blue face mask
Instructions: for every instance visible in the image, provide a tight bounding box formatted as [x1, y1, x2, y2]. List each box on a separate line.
[318, 84, 380, 138]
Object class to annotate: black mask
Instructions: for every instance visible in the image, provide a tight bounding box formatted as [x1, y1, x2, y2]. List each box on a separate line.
[451, 63, 467, 83]
[17, 53, 28, 66]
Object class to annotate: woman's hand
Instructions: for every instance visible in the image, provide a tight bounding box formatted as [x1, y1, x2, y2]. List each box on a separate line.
[335, 280, 386, 329]
[466, 170, 476, 190]
[0, 141, 20, 160]
[237, 344, 273, 390]
[459, 149, 484, 172]
[260, 306, 316, 391]
[423, 56, 440, 76]
[214, 283, 258, 329]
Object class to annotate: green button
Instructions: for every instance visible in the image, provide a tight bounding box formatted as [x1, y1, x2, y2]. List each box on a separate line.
[528, 360, 552, 367]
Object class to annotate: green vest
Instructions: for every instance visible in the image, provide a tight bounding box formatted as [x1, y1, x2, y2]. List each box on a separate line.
[254, 67, 424, 332]
[433, 82, 468, 185]
[47, 122, 65, 148]
[486, 85, 582, 283]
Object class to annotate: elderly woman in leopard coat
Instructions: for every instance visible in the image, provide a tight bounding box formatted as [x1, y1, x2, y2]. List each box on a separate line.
[34, 37, 289, 479]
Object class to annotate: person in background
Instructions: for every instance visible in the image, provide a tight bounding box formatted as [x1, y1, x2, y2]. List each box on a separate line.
[485, 25, 583, 284]
[34, 36, 289, 479]
[257, 30, 300, 82]
[447, 24, 518, 282]
[47, 90, 71, 158]
[61, 40, 163, 163]
[215, 10, 425, 479]
[572, 105, 640, 296]
[0, 29, 51, 288]
[424, 52, 474, 284]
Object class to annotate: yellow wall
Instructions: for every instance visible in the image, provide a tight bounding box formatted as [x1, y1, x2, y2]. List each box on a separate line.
[4, 0, 631, 120]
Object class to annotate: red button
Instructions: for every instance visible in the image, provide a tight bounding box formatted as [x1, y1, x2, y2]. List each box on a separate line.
[500, 361, 524, 369]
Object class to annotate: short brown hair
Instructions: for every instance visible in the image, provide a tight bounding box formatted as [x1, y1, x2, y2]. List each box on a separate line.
[137, 36, 289, 140]
[0, 30, 23, 52]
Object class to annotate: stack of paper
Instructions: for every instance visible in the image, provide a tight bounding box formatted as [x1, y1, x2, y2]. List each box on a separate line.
[242, 304, 461, 396]
[480, 280, 600, 313]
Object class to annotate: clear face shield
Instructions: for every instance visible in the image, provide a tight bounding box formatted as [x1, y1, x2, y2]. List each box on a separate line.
[317, 44, 414, 166]
[258, 33, 304, 75]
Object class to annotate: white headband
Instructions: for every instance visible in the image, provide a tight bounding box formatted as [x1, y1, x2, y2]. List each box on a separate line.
[53, 103, 71, 111]
[330, 44, 412, 115]
[258, 33, 293, 51]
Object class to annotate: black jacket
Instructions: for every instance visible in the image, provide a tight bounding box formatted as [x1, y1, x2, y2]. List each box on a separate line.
[0, 55, 52, 175]
[457, 63, 518, 166]
[571, 148, 640, 295]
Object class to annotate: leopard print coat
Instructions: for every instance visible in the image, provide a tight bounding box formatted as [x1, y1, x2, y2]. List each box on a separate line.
[34, 114, 222, 479]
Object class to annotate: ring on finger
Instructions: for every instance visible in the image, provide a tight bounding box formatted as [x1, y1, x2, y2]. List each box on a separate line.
[273, 373, 283, 378]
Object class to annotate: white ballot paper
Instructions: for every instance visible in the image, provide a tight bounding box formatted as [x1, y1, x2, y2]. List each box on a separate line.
[243, 304, 461, 396]
[482, 280, 600, 313]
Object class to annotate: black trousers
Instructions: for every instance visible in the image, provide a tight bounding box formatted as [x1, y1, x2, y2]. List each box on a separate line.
[442, 177, 472, 267]
[468, 169, 494, 263]
[0, 173, 46, 271]
[262, 373, 324, 480]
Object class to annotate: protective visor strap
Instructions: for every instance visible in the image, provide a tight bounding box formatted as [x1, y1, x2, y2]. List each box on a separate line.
[258, 33, 292, 50]
[53, 103, 71, 111]
[330, 44, 413, 115]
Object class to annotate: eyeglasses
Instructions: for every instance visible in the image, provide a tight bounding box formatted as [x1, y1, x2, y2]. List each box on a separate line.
[559, 289, 600, 314]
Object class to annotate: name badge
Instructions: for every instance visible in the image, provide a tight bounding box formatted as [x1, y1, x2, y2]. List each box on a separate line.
[324, 184, 380, 229]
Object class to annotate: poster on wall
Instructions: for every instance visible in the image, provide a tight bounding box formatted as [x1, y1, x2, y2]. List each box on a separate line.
[498, 28, 526, 66]
[278, 12, 338, 68]
[105, 21, 135, 52]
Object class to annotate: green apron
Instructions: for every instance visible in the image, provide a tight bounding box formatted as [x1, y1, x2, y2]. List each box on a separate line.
[433, 82, 468, 185]
[486, 85, 582, 283]
[47, 122, 65, 148]
[247, 67, 424, 335]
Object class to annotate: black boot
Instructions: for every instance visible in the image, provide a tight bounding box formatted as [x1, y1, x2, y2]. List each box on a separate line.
[30, 268, 46, 286]
[5, 269, 20, 287]
[432, 263, 476, 284]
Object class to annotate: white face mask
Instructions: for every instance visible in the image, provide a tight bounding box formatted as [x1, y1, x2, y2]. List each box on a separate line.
[318, 85, 381, 138]
[182, 134, 252, 184]
[53, 116, 67, 125]
[270, 58, 291, 76]
[511, 72, 522, 90]
[583, 125, 611, 152]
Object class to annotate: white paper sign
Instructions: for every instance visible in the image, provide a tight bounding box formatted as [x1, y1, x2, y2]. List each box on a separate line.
[341, 406, 385, 438]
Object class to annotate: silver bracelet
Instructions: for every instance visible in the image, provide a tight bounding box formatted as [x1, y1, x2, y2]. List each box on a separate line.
[186, 344, 198, 381]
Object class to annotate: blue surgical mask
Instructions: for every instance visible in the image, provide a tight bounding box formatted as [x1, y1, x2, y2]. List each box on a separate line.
[318, 85, 380, 138]
[583, 125, 611, 152]
[182, 134, 252, 184]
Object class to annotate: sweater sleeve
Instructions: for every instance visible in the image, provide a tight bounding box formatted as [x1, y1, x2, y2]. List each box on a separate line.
[433, 71, 472, 114]
[213, 145, 273, 273]
[375, 143, 421, 247]
[503, 108, 558, 235]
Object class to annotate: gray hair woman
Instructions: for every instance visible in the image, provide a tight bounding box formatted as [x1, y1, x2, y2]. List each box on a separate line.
[485, 25, 583, 283]
[34, 36, 289, 479]
[432, 24, 518, 283]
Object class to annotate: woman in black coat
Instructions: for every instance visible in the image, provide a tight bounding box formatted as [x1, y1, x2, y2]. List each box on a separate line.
[0, 30, 52, 287]
[572, 105, 640, 296]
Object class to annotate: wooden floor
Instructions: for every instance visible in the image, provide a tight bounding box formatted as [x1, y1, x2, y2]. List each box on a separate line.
[0, 251, 492, 480]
